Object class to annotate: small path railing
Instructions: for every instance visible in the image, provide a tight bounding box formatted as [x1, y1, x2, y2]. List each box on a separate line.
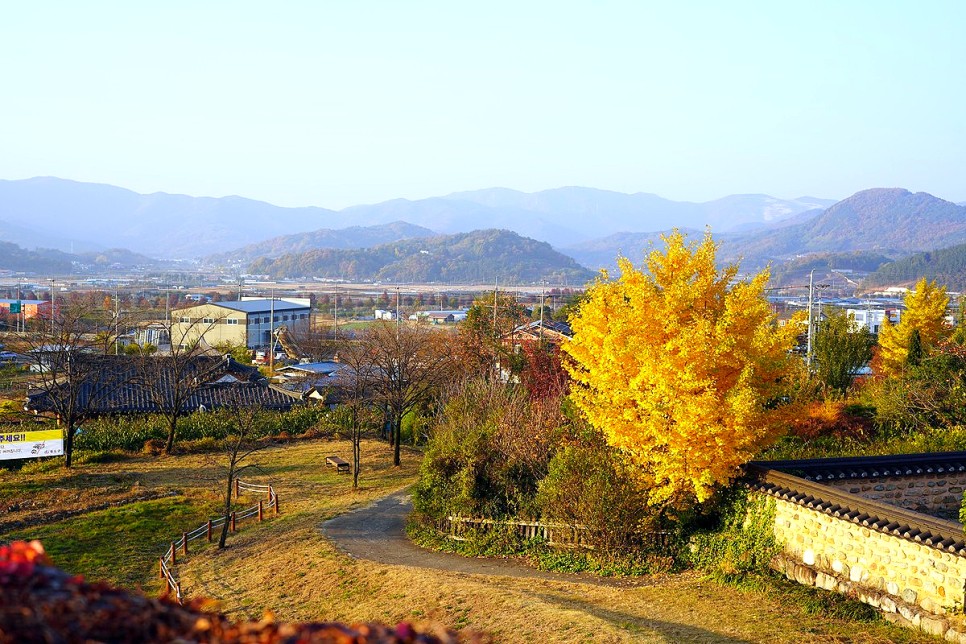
[159, 479, 279, 604]
[444, 516, 675, 553]
[445, 516, 594, 549]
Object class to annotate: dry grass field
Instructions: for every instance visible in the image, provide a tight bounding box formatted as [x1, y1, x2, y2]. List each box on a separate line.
[0, 438, 938, 643]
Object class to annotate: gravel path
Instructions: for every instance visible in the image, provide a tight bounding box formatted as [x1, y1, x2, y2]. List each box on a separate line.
[321, 488, 646, 587]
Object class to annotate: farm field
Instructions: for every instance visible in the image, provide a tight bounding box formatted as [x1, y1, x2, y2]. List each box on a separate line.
[0, 439, 935, 643]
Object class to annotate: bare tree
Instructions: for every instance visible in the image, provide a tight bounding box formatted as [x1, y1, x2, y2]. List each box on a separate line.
[16, 302, 124, 468]
[333, 336, 379, 487]
[362, 321, 455, 466]
[214, 404, 267, 548]
[131, 315, 225, 454]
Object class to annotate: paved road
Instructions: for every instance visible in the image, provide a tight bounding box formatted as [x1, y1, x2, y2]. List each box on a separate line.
[321, 488, 644, 587]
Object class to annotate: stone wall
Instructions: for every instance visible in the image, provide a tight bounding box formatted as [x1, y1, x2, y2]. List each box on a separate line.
[821, 472, 966, 520]
[762, 492, 966, 639]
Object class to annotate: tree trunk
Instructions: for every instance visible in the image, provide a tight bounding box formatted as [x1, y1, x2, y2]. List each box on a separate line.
[218, 470, 234, 548]
[351, 406, 361, 489]
[165, 415, 178, 454]
[63, 424, 75, 469]
[352, 428, 361, 489]
[393, 415, 401, 467]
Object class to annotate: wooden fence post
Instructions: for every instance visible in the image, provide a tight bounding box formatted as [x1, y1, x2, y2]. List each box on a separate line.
[182, 532, 188, 556]
[273, 493, 279, 515]
[230, 511, 236, 532]
[258, 500, 263, 522]
[159, 558, 164, 579]
[206, 520, 212, 543]
[170, 542, 176, 565]
[234, 478, 240, 500]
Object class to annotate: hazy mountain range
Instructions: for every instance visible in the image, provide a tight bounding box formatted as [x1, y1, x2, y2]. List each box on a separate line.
[0, 177, 832, 259]
[3, 177, 966, 289]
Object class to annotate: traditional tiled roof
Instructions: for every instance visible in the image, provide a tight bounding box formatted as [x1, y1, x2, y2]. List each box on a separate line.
[25, 354, 301, 415]
[753, 451, 966, 483]
[511, 320, 573, 337]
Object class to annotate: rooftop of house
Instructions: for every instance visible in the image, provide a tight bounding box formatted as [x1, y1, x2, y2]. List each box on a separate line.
[512, 319, 573, 337]
[275, 361, 344, 376]
[25, 354, 301, 415]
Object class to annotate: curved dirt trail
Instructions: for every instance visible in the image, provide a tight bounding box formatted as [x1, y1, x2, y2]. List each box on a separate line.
[321, 488, 642, 587]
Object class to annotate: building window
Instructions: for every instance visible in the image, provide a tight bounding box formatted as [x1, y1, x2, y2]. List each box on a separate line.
[282, 315, 289, 321]
[180, 317, 190, 323]
[227, 319, 239, 325]
[299, 313, 307, 320]
[203, 317, 214, 324]
[274, 315, 279, 322]
[262, 317, 269, 324]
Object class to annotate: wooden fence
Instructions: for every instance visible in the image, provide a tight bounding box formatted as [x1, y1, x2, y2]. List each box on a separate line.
[443, 516, 674, 552]
[158, 479, 278, 604]
[445, 516, 594, 549]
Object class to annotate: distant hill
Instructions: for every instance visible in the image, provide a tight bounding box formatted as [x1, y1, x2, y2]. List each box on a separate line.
[863, 243, 966, 291]
[204, 221, 436, 267]
[768, 251, 895, 288]
[717, 188, 966, 269]
[0, 241, 75, 274]
[0, 177, 337, 259]
[562, 228, 711, 272]
[0, 241, 168, 275]
[248, 229, 595, 285]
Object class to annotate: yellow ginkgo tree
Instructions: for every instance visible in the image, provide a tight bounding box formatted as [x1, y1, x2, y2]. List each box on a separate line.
[876, 278, 950, 376]
[563, 231, 800, 508]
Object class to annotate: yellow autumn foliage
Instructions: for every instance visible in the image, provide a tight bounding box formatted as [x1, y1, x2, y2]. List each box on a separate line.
[563, 231, 800, 507]
[876, 278, 950, 376]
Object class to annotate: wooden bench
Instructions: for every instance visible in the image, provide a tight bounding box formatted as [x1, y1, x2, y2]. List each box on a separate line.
[325, 455, 350, 474]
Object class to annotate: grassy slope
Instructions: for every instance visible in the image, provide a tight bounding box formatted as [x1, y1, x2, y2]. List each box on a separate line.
[1, 439, 935, 643]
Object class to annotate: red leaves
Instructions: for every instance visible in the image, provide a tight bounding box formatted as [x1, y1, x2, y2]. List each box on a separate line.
[0, 541, 483, 643]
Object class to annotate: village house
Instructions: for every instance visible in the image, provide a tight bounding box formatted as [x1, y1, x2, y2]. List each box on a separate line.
[0, 299, 52, 320]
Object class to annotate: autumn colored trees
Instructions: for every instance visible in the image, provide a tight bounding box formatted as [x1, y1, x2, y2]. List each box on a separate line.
[563, 231, 800, 506]
[877, 278, 950, 376]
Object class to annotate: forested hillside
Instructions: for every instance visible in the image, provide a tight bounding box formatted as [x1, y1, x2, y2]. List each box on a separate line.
[248, 229, 595, 284]
[863, 243, 966, 291]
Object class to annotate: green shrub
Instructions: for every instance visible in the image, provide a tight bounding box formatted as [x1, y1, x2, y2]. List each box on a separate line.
[412, 379, 558, 523]
[687, 489, 780, 581]
[536, 441, 654, 554]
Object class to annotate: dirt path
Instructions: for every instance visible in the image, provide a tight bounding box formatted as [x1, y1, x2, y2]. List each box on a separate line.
[322, 488, 653, 588]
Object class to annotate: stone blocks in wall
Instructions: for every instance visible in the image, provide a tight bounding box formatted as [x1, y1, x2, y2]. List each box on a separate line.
[823, 473, 966, 520]
[762, 493, 966, 639]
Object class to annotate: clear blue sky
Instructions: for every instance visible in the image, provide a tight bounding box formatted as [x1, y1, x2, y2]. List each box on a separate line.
[2, 1, 964, 208]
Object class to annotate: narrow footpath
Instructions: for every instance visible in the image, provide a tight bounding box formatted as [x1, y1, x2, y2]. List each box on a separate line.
[321, 489, 646, 587]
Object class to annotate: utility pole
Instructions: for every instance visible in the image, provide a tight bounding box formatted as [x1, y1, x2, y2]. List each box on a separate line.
[49, 278, 55, 337]
[269, 289, 276, 373]
[806, 270, 815, 370]
[493, 278, 498, 340]
[114, 285, 120, 355]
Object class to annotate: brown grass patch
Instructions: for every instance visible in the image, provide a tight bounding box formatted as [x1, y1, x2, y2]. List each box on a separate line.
[2, 439, 934, 643]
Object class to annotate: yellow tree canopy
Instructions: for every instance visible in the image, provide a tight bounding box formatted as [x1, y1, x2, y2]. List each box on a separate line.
[877, 278, 950, 376]
[563, 231, 799, 507]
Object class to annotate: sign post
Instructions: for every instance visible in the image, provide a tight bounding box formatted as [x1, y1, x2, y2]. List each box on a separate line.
[0, 429, 64, 460]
